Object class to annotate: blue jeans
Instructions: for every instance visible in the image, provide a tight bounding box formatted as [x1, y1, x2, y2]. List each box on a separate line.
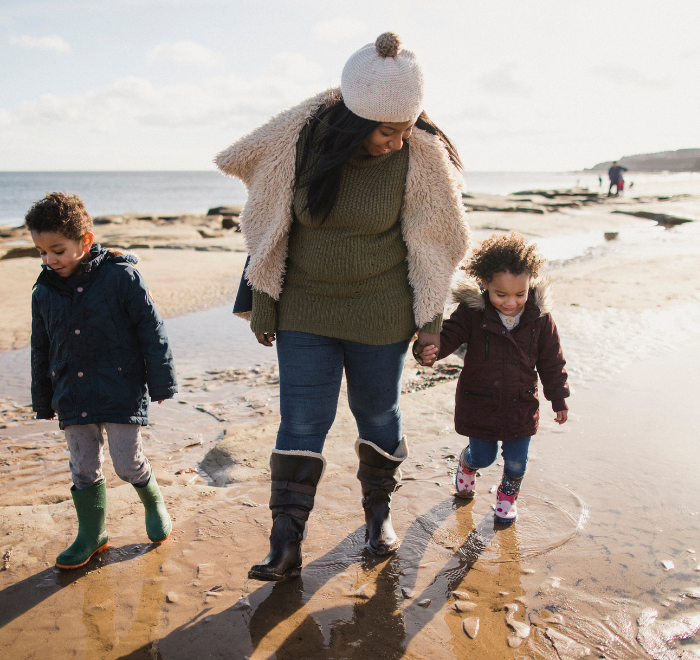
[275, 331, 410, 455]
[463, 437, 531, 479]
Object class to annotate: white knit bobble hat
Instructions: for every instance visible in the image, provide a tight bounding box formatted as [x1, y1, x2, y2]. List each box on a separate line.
[341, 32, 424, 123]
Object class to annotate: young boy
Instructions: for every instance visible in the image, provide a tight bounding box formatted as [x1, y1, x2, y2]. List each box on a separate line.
[27, 192, 178, 568]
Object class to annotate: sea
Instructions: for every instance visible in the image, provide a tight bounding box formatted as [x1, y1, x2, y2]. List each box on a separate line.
[2, 170, 697, 227]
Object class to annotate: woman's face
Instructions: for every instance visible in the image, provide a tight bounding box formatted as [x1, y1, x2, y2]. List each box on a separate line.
[361, 119, 414, 156]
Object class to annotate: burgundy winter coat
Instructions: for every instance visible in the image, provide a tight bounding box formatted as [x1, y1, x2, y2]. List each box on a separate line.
[436, 277, 569, 442]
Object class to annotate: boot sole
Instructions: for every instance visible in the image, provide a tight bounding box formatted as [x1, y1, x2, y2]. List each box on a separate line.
[454, 490, 476, 500]
[248, 566, 302, 581]
[366, 539, 400, 556]
[56, 541, 109, 570]
[494, 516, 517, 525]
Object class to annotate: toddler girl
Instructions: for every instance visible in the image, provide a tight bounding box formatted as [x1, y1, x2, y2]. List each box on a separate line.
[415, 233, 569, 524]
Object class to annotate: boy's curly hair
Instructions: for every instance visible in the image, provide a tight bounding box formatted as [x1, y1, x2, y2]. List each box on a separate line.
[467, 232, 546, 282]
[25, 192, 92, 241]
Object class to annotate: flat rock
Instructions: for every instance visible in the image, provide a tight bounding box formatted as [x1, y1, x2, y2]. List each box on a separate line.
[417, 598, 431, 608]
[454, 601, 477, 612]
[1, 247, 39, 260]
[166, 592, 179, 603]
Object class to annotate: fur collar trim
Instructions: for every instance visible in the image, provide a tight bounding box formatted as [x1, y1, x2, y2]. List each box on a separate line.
[452, 275, 554, 316]
[215, 89, 470, 328]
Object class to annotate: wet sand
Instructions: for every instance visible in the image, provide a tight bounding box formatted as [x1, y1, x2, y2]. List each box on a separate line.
[2, 180, 700, 658]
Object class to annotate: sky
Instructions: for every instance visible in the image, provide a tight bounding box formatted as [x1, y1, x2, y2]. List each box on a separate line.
[0, 0, 699, 172]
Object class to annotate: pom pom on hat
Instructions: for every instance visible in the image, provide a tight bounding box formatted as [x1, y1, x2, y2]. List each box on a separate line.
[375, 32, 401, 58]
[341, 32, 424, 123]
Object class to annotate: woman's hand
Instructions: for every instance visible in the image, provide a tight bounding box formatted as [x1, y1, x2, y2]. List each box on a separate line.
[413, 331, 440, 367]
[255, 332, 276, 347]
[555, 410, 568, 425]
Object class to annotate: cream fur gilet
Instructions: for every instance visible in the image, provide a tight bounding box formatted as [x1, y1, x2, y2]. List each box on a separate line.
[214, 89, 471, 328]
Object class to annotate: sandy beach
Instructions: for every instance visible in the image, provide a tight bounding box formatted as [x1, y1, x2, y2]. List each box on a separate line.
[2, 179, 700, 659]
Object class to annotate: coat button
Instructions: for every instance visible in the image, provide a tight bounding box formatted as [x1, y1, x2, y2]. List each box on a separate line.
[74, 329, 80, 335]
[118, 367, 122, 371]
[501, 330, 505, 334]
[77, 287, 83, 292]
[81, 412, 87, 417]
[513, 434, 518, 438]
[78, 372, 83, 377]
[512, 398, 517, 402]
[482, 324, 487, 328]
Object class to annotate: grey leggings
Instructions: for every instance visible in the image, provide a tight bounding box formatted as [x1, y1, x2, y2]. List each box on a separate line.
[65, 423, 151, 489]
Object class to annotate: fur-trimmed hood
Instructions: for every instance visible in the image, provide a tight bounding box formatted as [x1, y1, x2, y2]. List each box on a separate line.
[452, 275, 554, 316]
[214, 88, 471, 328]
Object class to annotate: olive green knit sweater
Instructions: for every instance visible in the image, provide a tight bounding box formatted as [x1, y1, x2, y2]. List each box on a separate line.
[250, 136, 443, 344]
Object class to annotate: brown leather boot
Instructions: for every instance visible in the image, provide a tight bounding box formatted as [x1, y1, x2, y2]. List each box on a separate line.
[248, 450, 325, 581]
[356, 437, 408, 555]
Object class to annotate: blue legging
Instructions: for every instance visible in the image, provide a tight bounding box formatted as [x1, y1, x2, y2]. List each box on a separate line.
[274, 331, 410, 455]
[463, 437, 531, 480]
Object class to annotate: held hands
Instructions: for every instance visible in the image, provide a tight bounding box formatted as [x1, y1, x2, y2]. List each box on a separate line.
[555, 410, 568, 424]
[255, 332, 276, 347]
[413, 331, 440, 367]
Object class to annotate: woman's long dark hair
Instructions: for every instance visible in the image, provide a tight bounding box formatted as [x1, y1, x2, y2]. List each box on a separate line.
[295, 92, 463, 224]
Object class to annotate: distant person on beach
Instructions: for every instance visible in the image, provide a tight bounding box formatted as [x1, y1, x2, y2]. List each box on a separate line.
[415, 233, 569, 524]
[27, 193, 177, 569]
[216, 32, 469, 581]
[608, 161, 628, 196]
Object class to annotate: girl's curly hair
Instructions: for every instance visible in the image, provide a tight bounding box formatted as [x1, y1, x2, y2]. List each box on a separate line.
[467, 232, 546, 282]
[25, 192, 92, 240]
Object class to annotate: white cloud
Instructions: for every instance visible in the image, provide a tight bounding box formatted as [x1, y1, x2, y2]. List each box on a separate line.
[9, 34, 72, 54]
[478, 64, 528, 96]
[591, 64, 671, 89]
[2, 51, 325, 135]
[146, 40, 223, 67]
[312, 17, 369, 42]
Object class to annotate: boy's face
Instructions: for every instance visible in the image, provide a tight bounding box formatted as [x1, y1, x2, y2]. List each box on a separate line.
[482, 271, 530, 316]
[31, 230, 94, 277]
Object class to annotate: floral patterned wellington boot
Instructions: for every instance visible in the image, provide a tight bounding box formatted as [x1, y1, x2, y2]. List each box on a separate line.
[455, 447, 477, 499]
[494, 472, 524, 524]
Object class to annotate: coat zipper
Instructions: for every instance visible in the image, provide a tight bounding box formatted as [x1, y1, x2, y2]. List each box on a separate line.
[527, 328, 535, 360]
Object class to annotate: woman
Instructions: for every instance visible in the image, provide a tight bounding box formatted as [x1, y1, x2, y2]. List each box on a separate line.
[215, 32, 470, 581]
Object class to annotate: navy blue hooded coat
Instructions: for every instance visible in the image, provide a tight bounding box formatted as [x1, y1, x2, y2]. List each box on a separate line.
[30, 246, 178, 428]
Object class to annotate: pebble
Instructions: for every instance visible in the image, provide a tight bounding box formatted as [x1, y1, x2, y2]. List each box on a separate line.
[504, 603, 531, 640]
[489, 486, 497, 493]
[233, 596, 250, 610]
[661, 560, 675, 571]
[499, 591, 509, 596]
[417, 598, 431, 608]
[451, 591, 471, 600]
[401, 588, 413, 599]
[696, 566, 700, 571]
[454, 601, 477, 612]
[688, 549, 696, 553]
[166, 592, 179, 603]
[203, 616, 212, 623]
[353, 585, 369, 599]
[462, 617, 480, 639]
[521, 568, 536, 575]
[685, 588, 700, 599]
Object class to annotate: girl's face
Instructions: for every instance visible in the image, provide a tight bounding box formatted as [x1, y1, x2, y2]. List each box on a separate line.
[31, 230, 94, 277]
[482, 271, 530, 316]
[361, 119, 414, 156]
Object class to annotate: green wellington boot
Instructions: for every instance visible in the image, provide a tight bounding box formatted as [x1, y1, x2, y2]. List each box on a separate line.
[56, 481, 110, 570]
[134, 471, 172, 543]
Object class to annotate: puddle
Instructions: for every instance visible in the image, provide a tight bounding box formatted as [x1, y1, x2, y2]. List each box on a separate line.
[0, 305, 274, 402]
